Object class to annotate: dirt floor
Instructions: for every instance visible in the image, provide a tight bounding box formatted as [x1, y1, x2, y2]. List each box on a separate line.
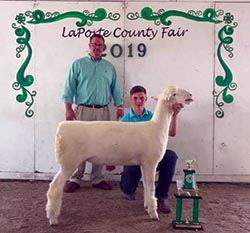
[0, 180, 250, 233]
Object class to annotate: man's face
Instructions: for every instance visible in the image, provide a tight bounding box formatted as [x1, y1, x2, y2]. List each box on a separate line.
[130, 92, 147, 112]
[89, 36, 105, 60]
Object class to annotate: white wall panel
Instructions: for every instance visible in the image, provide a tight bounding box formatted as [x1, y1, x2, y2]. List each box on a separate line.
[214, 3, 250, 175]
[0, 1, 35, 173]
[33, 1, 124, 173]
[179, 0, 250, 2]
[0, 1, 250, 181]
[125, 2, 215, 176]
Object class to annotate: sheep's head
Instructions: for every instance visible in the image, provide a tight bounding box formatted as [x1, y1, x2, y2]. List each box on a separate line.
[164, 86, 193, 106]
[152, 86, 193, 106]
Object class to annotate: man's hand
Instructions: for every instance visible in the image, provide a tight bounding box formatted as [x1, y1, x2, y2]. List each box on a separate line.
[172, 103, 183, 116]
[66, 109, 76, 121]
[116, 106, 124, 120]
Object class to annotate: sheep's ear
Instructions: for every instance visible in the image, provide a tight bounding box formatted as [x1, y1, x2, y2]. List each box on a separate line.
[151, 96, 159, 101]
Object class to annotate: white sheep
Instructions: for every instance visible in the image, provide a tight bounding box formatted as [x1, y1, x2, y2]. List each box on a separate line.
[46, 86, 193, 225]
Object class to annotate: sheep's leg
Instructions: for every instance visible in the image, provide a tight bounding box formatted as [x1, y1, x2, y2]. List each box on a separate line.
[141, 164, 159, 220]
[46, 168, 72, 225]
[140, 166, 148, 209]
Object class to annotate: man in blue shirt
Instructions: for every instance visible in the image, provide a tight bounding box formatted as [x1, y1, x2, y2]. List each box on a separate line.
[62, 34, 124, 193]
[120, 85, 183, 213]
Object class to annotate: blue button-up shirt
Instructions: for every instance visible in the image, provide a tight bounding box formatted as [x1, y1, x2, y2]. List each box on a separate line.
[62, 55, 123, 107]
[120, 108, 153, 122]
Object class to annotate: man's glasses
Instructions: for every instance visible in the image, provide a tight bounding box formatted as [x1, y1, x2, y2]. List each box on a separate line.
[90, 43, 105, 48]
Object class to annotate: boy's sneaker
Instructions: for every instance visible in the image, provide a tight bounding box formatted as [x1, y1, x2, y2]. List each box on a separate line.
[124, 193, 137, 200]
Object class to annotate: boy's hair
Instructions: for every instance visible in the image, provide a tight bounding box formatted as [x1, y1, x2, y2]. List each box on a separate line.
[89, 34, 105, 43]
[130, 85, 147, 96]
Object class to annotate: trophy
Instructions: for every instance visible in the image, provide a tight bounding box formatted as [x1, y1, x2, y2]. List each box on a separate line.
[183, 159, 196, 190]
[172, 159, 203, 230]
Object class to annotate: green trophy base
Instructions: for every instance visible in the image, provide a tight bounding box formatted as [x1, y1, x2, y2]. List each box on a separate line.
[172, 220, 203, 230]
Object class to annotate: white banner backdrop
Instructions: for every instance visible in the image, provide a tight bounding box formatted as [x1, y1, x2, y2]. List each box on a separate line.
[0, 1, 249, 182]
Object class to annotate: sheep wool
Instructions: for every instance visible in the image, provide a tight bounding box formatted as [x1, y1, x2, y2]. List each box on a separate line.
[46, 86, 193, 225]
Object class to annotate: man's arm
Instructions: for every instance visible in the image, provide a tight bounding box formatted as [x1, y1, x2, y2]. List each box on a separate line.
[65, 103, 76, 121]
[109, 65, 124, 120]
[169, 103, 183, 137]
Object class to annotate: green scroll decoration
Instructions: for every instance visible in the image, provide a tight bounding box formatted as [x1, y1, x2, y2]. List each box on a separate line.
[12, 8, 120, 118]
[213, 13, 238, 118]
[127, 7, 238, 118]
[12, 23, 36, 118]
[12, 7, 237, 118]
[128, 7, 223, 26]
[27, 8, 108, 26]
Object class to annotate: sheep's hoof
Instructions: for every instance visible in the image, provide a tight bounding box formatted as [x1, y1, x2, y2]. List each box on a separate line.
[49, 217, 58, 226]
[47, 211, 59, 225]
[148, 210, 159, 220]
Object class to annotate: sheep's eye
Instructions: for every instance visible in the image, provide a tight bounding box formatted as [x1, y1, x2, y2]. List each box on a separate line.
[172, 93, 177, 97]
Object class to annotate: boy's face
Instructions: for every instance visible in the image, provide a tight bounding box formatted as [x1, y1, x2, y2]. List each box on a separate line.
[130, 92, 147, 112]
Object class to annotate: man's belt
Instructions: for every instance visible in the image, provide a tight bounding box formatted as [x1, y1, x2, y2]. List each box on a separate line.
[79, 104, 108, 109]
